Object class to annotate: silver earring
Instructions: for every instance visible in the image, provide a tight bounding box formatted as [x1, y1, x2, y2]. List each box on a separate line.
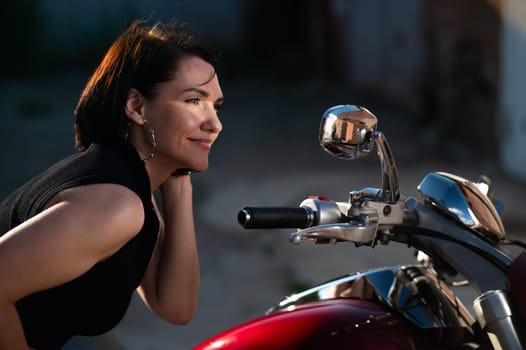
[124, 121, 131, 141]
[142, 119, 156, 162]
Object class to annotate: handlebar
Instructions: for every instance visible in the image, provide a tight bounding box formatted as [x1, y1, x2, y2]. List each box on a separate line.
[237, 207, 315, 229]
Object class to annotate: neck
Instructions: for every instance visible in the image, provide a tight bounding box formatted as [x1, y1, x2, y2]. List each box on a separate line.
[143, 158, 177, 192]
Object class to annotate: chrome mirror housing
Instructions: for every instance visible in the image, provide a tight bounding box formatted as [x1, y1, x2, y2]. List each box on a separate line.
[319, 105, 400, 204]
[319, 105, 377, 159]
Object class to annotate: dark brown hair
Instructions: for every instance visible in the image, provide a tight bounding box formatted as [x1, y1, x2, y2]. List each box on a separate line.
[74, 20, 218, 151]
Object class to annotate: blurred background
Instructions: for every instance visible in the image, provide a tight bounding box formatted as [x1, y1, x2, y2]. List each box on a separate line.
[1, 0, 526, 349]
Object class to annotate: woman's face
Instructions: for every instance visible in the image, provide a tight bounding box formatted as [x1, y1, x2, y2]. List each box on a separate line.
[142, 55, 223, 172]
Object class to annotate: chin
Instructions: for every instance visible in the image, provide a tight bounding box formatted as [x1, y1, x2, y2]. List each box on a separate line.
[191, 162, 209, 172]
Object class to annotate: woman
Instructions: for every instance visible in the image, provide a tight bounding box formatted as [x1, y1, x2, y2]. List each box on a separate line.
[0, 19, 223, 349]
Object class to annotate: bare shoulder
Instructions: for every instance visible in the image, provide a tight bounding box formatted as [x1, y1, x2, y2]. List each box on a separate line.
[0, 183, 148, 300]
[60, 183, 146, 240]
[61, 183, 144, 210]
[41, 183, 148, 263]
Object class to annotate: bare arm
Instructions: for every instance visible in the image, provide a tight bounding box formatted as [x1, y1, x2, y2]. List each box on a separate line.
[0, 300, 30, 349]
[138, 175, 199, 324]
[0, 184, 144, 348]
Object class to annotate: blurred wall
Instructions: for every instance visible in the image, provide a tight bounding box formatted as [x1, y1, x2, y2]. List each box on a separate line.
[0, 0, 245, 78]
[422, 0, 501, 156]
[341, 0, 426, 112]
[35, 0, 245, 45]
[1, 0, 525, 181]
[499, 0, 526, 181]
[242, 0, 525, 181]
[243, 0, 505, 158]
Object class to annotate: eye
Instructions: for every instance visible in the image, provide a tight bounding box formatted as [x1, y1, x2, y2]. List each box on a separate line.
[186, 98, 200, 105]
[214, 103, 223, 112]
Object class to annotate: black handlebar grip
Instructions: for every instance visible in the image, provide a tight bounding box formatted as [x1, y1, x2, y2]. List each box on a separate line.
[238, 207, 315, 229]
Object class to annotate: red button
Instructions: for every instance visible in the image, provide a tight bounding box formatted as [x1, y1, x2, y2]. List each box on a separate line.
[308, 195, 331, 201]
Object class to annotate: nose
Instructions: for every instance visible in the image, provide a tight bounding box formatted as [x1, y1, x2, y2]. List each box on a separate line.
[212, 115, 223, 134]
[201, 108, 223, 134]
[203, 106, 222, 134]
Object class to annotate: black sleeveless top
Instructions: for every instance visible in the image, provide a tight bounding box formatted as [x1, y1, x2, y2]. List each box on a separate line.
[0, 142, 159, 349]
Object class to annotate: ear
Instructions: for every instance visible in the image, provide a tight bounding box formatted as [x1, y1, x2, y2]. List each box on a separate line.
[124, 88, 145, 125]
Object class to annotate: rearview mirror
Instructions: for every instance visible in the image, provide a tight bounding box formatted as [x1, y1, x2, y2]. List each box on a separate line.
[319, 105, 400, 204]
[319, 105, 378, 159]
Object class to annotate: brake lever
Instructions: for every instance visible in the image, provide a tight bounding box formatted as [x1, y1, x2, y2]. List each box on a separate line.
[290, 194, 405, 245]
[289, 221, 378, 245]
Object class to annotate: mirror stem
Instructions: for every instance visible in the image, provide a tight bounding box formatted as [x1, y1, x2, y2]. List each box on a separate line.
[373, 131, 400, 203]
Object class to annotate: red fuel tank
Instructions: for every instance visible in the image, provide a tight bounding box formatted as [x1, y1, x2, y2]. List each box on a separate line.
[508, 251, 526, 322]
[193, 299, 467, 349]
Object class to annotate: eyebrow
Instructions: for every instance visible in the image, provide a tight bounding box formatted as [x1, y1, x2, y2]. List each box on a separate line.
[183, 87, 209, 97]
[183, 87, 224, 103]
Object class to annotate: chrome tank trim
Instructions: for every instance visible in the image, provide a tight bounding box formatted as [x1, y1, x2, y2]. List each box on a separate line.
[417, 172, 505, 243]
[268, 265, 474, 329]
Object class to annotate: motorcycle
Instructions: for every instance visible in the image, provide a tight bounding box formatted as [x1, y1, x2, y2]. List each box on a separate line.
[193, 105, 526, 349]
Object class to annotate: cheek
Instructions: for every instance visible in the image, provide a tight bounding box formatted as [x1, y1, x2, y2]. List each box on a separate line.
[160, 113, 197, 141]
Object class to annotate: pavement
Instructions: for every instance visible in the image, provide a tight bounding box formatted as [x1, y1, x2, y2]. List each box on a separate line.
[1, 75, 526, 349]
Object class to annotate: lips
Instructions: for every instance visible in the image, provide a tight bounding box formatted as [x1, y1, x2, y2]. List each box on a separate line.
[189, 137, 213, 151]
